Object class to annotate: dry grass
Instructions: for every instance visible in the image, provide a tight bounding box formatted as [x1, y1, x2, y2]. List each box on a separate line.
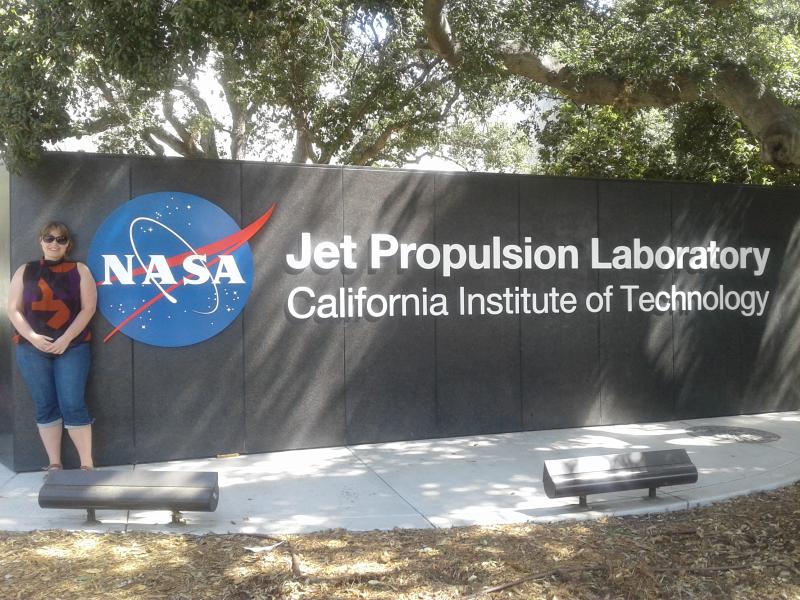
[3, 483, 800, 599]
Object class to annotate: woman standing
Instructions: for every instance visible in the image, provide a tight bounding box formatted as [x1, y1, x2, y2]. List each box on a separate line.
[6, 222, 97, 471]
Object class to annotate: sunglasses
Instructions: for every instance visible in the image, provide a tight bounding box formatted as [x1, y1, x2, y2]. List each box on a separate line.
[42, 235, 70, 245]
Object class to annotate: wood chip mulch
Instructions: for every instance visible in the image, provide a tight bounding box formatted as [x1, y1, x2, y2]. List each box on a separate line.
[2, 483, 800, 599]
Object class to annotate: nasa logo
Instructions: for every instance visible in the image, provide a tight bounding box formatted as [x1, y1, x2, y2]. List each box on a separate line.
[88, 192, 274, 347]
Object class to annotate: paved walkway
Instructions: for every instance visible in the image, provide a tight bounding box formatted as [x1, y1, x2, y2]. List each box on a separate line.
[1, 411, 799, 534]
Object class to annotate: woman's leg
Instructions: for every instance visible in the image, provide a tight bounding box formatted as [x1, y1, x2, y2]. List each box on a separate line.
[39, 423, 64, 467]
[54, 344, 94, 468]
[66, 426, 93, 469]
[15, 344, 63, 466]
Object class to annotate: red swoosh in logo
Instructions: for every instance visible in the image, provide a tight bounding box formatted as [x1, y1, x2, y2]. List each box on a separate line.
[102, 204, 276, 342]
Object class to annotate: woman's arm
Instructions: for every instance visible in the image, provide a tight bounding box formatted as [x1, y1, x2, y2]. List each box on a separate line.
[6, 264, 54, 352]
[47, 262, 97, 355]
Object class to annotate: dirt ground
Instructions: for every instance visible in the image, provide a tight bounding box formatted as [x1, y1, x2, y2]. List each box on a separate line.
[2, 483, 800, 599]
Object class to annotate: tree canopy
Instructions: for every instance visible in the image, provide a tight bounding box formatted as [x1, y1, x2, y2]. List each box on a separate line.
[424, 0, 800, 182]
[0, 0, 473, 168]
[1, 0, 799, 185]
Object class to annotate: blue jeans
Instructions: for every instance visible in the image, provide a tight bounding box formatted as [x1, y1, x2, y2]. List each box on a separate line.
[16, 343, 93, 428]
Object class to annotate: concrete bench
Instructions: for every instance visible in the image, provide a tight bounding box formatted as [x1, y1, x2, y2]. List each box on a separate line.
[542, 448, 698, 507]
[39, 469, 219, 524]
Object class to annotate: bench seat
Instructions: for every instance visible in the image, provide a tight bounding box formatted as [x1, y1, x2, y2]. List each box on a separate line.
[543, 449, 698, 506]
[39, 469, 219, 522]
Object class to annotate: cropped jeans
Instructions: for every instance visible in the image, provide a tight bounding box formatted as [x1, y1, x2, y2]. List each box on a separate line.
[15, 342, 93, 429]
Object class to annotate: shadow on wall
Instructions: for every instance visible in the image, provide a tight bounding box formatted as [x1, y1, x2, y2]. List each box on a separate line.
[341, 174, 800, 446]
[243, 163, 348, 454]
[660, 184, 753, 419]
[745, 201, 800, 410]
[665, 183, 800, 418]
[341, 169, 439, 445]
[342, 172, 603, 444]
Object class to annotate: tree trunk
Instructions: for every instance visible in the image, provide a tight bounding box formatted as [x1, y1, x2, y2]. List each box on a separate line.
[709, 65, 800, 168]
[292, 131, 309, 163]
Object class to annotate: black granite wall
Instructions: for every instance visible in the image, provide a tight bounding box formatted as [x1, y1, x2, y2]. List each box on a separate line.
[242, 163, 346, 453]
[4, 153, 799, 472]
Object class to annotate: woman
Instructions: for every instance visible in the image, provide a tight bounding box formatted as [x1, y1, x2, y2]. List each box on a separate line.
[6, 222, 97, 471]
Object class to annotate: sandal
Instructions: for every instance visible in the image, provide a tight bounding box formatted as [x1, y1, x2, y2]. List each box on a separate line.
[80, 465, 94, 471]
[43, 464, 62, 472]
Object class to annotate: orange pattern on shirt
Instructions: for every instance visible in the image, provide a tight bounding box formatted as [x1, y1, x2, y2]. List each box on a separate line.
[31, 279, 70, 329]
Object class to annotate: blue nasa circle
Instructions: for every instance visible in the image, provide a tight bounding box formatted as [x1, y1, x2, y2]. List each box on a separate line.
[88, 192, 254, 347]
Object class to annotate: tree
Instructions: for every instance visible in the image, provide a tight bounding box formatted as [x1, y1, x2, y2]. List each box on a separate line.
[4, 1, 800, 182]
[0, 0, 471, 169]
[423, 0, 800, 173]
[414, 117, 535, 172]
[533, 101, 800, 185]
[535, 103, 675, 180]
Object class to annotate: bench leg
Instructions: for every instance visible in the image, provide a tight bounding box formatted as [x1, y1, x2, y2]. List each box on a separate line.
[85, 508, 98, 524]
[649, 487, 657, 499]
[579, 495, 588, 507]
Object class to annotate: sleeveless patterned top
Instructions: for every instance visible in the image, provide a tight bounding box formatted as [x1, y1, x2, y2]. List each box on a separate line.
[14, 259, 92, 346]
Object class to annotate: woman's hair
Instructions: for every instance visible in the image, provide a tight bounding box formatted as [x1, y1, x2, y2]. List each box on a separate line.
[38, 221, 74, 256]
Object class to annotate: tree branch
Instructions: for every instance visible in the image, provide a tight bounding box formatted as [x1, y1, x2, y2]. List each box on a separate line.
[145, 125, 199, 158]
[142, 131, 166, 156]
[709, 64, 800, 168]
[217, 55, 253, 160]
[93, 76, 118, 107]
[320, 28, 403, 164]
[83, 61, 119, 106]
[162, 93, 203, 157]
[410, 149, 469, 171]
[292, 116, 319, 163]
[348, 124, 396, 166]
[175, 82, 219, 159]
[501, 47, 702, 108]
[503, 53, 800, 165]
[422, 0, 800, 168]
[69, 110, 130, 138]
[72, 65, 131, 137]
[422, 0, 462, 67]
[292, 130, 309, 163]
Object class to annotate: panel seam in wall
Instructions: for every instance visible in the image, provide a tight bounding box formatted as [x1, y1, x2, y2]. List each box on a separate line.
[240, 162, 247, 455]
[342, 166, 348, 443]
[670, 186, 676, 420]
[596, 179, 603, 424]
[433, 173, 439, 433]
[517, 174, 523, 429]
[128, 158, 137, 464]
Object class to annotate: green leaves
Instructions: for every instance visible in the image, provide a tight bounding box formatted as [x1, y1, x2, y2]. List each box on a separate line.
[0, 0, 468, 168]
[536, 103, 676, 180]
[1, 0, 799, 179]
[0, 0, 75, 168]
[536, 101, 800, 185]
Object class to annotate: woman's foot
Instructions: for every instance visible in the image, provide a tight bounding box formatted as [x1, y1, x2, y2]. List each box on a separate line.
[43, 464, 62, 478]
[80, 465, 93, 471]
